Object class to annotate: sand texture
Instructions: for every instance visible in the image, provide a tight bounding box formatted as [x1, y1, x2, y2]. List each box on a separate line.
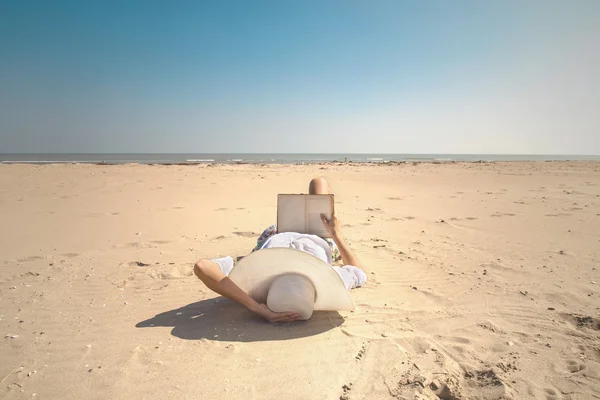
[1, 161, 599, 399]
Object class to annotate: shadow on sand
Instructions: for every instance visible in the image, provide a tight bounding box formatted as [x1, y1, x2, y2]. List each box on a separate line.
[136, 297, 344, 342]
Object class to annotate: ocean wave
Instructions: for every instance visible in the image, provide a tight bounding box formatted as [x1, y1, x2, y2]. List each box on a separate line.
[186, 159, 215, 162]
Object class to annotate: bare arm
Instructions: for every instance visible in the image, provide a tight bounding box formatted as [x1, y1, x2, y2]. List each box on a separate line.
[193, 259, 302, 323]
[320, 214, 363, 268]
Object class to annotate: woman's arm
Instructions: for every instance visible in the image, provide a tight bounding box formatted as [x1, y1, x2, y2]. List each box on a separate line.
[193, 259, 302, 322]
[320, 214, 363, 268]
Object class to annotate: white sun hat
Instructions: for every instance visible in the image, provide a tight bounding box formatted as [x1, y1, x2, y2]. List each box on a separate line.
[229, 248, 354, 318]
[266, 274, 316, 320]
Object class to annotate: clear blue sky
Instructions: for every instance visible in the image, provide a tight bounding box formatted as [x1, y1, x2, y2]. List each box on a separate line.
[1, 1, 599, 154]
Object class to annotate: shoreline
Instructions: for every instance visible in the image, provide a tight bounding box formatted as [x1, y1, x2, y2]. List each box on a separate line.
[2, 159, 600, 166]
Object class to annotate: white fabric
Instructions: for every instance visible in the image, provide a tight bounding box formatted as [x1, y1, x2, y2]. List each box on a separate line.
[211, 232, 367, 291]
[332, 265, 368, 291]
[212, 256, 234, 276]
[261, 232, 333, 264]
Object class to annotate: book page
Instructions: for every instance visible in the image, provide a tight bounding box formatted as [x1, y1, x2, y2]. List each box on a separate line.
[305, 195, 333, 238]
[277, 195, 305, 234]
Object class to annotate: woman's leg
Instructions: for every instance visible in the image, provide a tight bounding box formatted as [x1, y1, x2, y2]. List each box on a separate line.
[309, 176, 330, 195]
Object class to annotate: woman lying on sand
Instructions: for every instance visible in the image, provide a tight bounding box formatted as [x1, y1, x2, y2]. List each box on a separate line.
[193, 177, 367, 322]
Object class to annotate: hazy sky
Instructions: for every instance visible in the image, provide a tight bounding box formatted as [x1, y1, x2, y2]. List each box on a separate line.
[1, 1, 599, 154]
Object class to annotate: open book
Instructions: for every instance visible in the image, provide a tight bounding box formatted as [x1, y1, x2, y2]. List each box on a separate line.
[277, 194, 334, 238]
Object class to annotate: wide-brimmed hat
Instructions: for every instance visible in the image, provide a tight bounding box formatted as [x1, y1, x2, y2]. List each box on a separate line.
[229, 248, 354, 316]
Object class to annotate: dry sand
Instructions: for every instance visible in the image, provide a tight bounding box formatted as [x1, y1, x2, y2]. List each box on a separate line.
[0, 161, 599, 400]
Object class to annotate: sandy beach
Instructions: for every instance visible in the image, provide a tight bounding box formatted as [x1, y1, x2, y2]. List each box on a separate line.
[0, 161, 599, 400]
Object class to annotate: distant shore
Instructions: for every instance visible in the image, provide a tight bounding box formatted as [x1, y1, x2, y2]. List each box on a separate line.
[1, 153, 599, 166]
[2, 159, 600, 166]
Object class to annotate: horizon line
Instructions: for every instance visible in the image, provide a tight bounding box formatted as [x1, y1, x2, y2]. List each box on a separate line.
[1, 152, 600, 156]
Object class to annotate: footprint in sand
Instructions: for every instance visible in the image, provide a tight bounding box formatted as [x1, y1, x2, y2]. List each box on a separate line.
[339, 383, 353, 400]
[371, 237, 387, 243]
[89, 212, 122, 217]
[118, 242, 155, 249]
[61, 253, 79, 258]
[448, 216, 478, 222]
[150, 240, 171, 245]
[18, 255, 43, 262]
[490, 212, 516, 217]
[560, 313, 600, 331]
[233, 231, 255, 238]
[566, 360, 585, 373]
[544, 387, 560, 400]
[355, 343, 367, 361]
[576, 344, 600, 362]
[129, 261, 151, 267]
[461, 369, 506, 400]
[149, 264, 194, 280]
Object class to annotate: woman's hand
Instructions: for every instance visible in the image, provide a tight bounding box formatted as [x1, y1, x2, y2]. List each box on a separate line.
[254, 304, 303, 323]
[320, 213, 341, 238]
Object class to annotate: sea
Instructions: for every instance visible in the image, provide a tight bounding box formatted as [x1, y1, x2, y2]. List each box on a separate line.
[1, 153, 599, 165]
